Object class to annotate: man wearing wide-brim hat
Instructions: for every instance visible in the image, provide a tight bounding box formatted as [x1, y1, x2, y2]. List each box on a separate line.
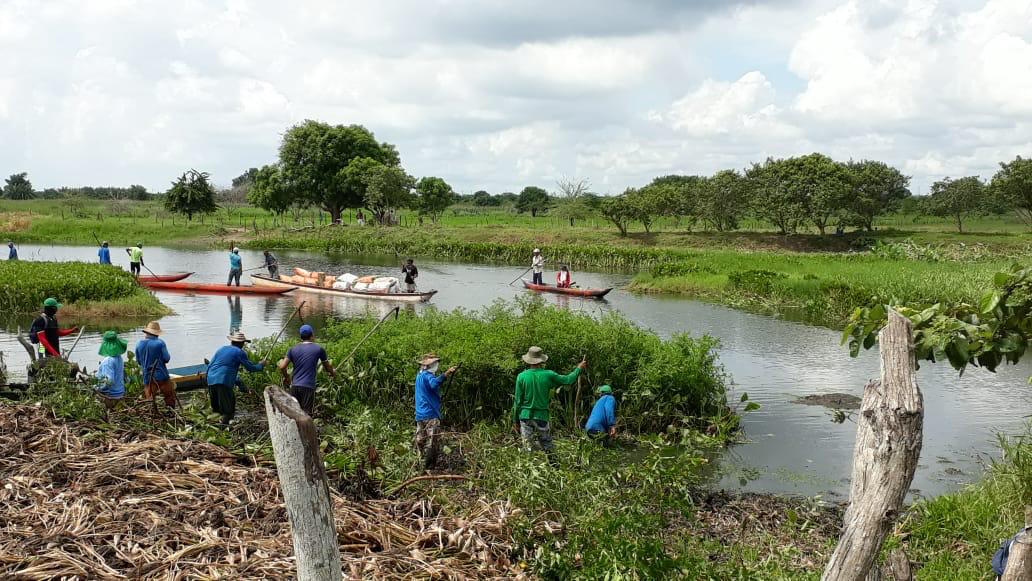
[206, 331, 264, 427]
[135, 321, 175, 407]
[512, 346, 586, 464]
[413, 352, 457, 469]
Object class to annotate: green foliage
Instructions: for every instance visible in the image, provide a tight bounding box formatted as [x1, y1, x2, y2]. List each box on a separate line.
[746, 157, 809, 235]
[414, 176, 454, 223]
[599, 193, 635, 236]
[728, 269, 789, 295]
[471, 190, 500, 206]
[702, 169, 749, 232]
[0, 261, 145, 315]
[3, 172, 34, 200]
[38, 185, 151, 200]
[515, 186, 550, 216]
[845, 160, 911, 231]
[991, 156, 1032, 229]
[362, 164, 414, 224]
[164, 169, 218, 221]
[928, 176, 985, 233]
[247, 164, 292, 215]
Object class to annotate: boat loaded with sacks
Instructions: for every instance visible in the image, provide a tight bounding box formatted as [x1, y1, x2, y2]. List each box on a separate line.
[251, 267, 437, 303]
[521, 279, 612, 298]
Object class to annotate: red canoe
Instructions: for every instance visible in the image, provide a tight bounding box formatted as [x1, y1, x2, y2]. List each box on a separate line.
[142, 281, 294, 295]
[137, 272, 194, 283]
[522, 280, 612, 298]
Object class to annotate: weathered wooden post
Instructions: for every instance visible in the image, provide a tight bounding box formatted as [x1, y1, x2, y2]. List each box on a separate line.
[822, 310, 924, 581]
[264, 386, 342, 581]
[1002, 507, 1032, 580]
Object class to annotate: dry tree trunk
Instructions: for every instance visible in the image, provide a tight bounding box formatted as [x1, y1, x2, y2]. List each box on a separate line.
[1002, 507, 1032, 581]
[822, 310, 923, 581]
[264, 386, 342, 581]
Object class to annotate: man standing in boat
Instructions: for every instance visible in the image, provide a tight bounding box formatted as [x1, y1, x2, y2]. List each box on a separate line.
[125, 243, 144, 276]
[556, 265, 572, 288]
[401, 258, 419, 293]
[263, 250, 279, 279]
[227, 247, 242, 286]
[278, 324, 336, 416]
[531, 248, 545, 285]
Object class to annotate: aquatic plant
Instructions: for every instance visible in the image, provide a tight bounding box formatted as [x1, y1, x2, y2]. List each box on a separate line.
[0, 261, 147, 316]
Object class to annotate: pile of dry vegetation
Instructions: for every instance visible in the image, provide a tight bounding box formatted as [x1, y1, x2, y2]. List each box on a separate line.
[0, 403, 523, 579]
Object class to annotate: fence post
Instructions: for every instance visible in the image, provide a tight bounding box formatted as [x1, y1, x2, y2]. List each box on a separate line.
[822, 310, 923, 581]
[1002, 506, 1032, 580]
[263, 386, 342, 581]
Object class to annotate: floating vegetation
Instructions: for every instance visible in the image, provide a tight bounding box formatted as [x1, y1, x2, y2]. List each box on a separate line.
[0, 261, 166, 318]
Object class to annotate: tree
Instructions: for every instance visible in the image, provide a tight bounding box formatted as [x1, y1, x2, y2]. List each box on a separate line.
[516, 186, 550, 217]
[127, 185, 150, 201]
[472, 190, 499, 206]
[414, 176, 454, 223]
[165, 169, 218, 220]
[746, 158, 807, 234]
[928, 176, 984, 233]
[553, 198, 592, 227]
[789, 153, 853, 235]
[232, 167, 259, 188]
[362, 165, 414, 224]
[845, 160, 911, 231]
[3, 172, 34, 199]
[600, 193, 635, 236]
[556, 176, 591, 226]
[277, 120, 400, 223]
[625, 187, 657, 233]
[700, 170, 750, 232]
[990, 156, 1032, 228]
[644, 175, 703, 230]
[248, 165, 293, 215]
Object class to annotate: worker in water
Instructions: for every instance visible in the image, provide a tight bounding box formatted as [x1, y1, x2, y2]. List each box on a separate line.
[125, 243, 144, 276]
[556, 265, 572, 288]
[512, 347, 585, 465]
[227, 247, 242, 286]
[278, 324, 336, 416]
[413, 352, 457, 468]
[206, 331, 264, 427]
[136, 321, 175, 408]
[98, 241, 111, 265]
[531, 249, 545, 285]
[28, 298, 78, 358]
[263, 250, 279, 278]
[585, 385, 617, 447]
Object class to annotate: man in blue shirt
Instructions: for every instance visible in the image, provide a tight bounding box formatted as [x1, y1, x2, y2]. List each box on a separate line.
[7, 241, 17, 260]
[585, 385, 617, 447]
[227, 247, 242, 286]
[135, 321, 175, 408]
[98, 241, 111, 264]
[413, 353, 457, 468]
[278, 324, 336, 416]
[207, 330, 264, 427]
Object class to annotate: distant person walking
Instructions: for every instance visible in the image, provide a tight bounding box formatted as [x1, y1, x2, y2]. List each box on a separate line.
[126, 243, 144, 276]
[263, 250, 279, 278]
[7, 241, 17, 260]
[401, 258, 419, 293]
[206, 331, 264, 427]
[531, 249, 545, 285]
[135, 321, 176, 408]
[98, 241, 111, 265]
[278, 324, 336, 416]
[227, 247, 242, 286]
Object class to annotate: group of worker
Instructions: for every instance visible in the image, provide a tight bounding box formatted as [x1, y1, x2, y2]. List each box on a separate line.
[531, 248, 574, 288]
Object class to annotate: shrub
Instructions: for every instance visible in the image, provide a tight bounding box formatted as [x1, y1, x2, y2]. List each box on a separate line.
[0, 261, 142, 315]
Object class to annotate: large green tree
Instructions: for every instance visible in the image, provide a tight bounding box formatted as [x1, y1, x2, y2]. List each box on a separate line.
[642, 175, 703, 231]
[362, 165, 414, 224]
[600, 193, 635, 236]
[472, 190, 499, 206]
[928, 176, 984, 233]
[516, 186, 550, 216]
[3, 172, 34, 200]
[746, 158, 807, 235]
[248, 164, 292, 215]
[700, 170, 750, 232]
[990, 156, 1032, 228]
[414, 176, 455, 223]
[787, 153, 853, 235]
[165, 169, 218, 221]
[277, 120, 400, 223]
[845, 160, 911, 231]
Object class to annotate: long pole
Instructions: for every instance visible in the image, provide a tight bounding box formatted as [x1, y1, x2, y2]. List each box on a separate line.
[262, 301, 306, 364]
[62, 326, 87, 360]
[508, 266, 533, 286]
[342, 306, 400, 363]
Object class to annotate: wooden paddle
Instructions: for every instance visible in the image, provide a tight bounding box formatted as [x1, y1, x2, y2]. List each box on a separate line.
[261, 301, 306, 365]
[341, 306, 400, 363]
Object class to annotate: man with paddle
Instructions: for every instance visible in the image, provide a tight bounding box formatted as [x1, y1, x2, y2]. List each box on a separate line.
[512, 347, 586, 466]
[125, 243, 144, 277]
[277, 324, 336, 416]
[135, 321, 175, 408]
[531, 248, 545, 285]
[413, 353, 457, 469]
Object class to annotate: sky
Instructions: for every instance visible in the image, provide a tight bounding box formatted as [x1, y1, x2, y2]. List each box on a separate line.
[0, 0, 1030, 196]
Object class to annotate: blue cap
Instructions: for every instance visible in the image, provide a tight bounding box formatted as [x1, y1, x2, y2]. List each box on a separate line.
[299, 324, 314, 339]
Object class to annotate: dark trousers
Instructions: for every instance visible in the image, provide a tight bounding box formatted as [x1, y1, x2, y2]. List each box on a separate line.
[532, 272, 543, 284]
[290, 385, 316, 416]
[268, 265, 279, 279]
[208, 384, 236, 425]
[130, 262, 141, 276]
[227, 268, 242, 286]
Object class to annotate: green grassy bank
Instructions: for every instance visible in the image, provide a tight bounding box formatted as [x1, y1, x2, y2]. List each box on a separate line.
[0, 261, 170, 321]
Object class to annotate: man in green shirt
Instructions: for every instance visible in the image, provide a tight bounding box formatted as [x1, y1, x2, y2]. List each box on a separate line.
[512, 346, 586, 462]
[125, 243, 144, 277]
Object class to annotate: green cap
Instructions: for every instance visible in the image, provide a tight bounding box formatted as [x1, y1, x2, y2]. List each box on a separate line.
[597, 385, 612, 394]
[43, 297, 60, 308]
[98, 330, 128, 357]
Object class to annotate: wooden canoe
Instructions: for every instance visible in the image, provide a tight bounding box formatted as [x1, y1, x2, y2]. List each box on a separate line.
[142, 280, 294, 295]
[137, 272, 194, 283]
[251, 274, 437, 303]
[168, 363, 207, 390]
[521, 280, 612, 298]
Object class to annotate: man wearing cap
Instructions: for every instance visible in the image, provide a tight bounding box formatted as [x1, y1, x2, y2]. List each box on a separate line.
[7, 241, 17, 260]
[278, 324, 336, 415]
[98, 241, 111, 265]
[401, 258, 419, 293]
[96, 331, 128, 400]
[227, 248, 243, 286]
[207, 331, 264, 427]
[413, 353, 457, 469]
[125, 243, 144, 276]
[512, 346, 585, 463]
[135, 321, 175, 407]
[29, 298, 77, 358]
[585, 385, 617, 447]
[263, 250, 279, 279]
[531, 249, 545, 285]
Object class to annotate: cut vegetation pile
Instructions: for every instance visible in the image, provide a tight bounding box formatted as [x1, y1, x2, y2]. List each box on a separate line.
[0, 404, 522, 579]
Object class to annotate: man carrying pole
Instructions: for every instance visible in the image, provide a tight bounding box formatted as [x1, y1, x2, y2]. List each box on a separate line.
[531, 248, 545, 285]
[278, 324, 336, 416]
[98, 241, 111, 265]
[227, 247, 243, 286]
[135, 321, 176, 408]
[413, 353, 457, 469]
[125, 243, 144, 276]
[263, 250, 279, 278]
[207, 331, 264, 427]
[512, 346, 585, 465]
[28, 298, 78, 358]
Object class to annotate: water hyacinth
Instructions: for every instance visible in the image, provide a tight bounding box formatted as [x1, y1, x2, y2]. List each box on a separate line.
[0, 261, 143, 316]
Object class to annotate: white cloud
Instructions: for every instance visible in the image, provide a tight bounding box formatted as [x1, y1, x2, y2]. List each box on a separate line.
[659, 71, 796, 139]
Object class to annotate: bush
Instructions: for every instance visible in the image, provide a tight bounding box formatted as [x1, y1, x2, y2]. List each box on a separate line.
[0, 261, 142, 314]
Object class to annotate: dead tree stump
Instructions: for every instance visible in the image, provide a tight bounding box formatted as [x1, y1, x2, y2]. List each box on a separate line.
[822, 310, 924, 581]
[264, 386, 342, 581]
[1002, 506, 1032, 581]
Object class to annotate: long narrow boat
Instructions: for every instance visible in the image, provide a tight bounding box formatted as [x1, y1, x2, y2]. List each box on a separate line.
[168, 363, 207, 390]
[142, 280, 294, 295]
[521, 280, 612, 298]
[251, 274, 437, 303]
[137, 272, 194, 283]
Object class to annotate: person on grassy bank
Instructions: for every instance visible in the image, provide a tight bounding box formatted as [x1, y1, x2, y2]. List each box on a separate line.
[207, 331, 263, 427]
[125, 243, 144, 276]
[278, 324, 336, 416]
[413, 352, 458, 469]
[29, 298, 78, 358]
[262, 250, 278, 279]
[97, 241, 111, 265]
[512, 346, 585, 464]
[227, 248, 242, 286]
[531, 249, 544, 285]
[95, 331, 127, 400]
[585, 385, 617, 446]
[136, 321, 175, 408]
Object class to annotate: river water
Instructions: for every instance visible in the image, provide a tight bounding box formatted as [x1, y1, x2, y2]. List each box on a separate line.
[4, 244, 1031, 500]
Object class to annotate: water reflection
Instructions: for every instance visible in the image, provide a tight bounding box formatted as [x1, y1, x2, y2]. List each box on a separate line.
[228, 296, 242, 334]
